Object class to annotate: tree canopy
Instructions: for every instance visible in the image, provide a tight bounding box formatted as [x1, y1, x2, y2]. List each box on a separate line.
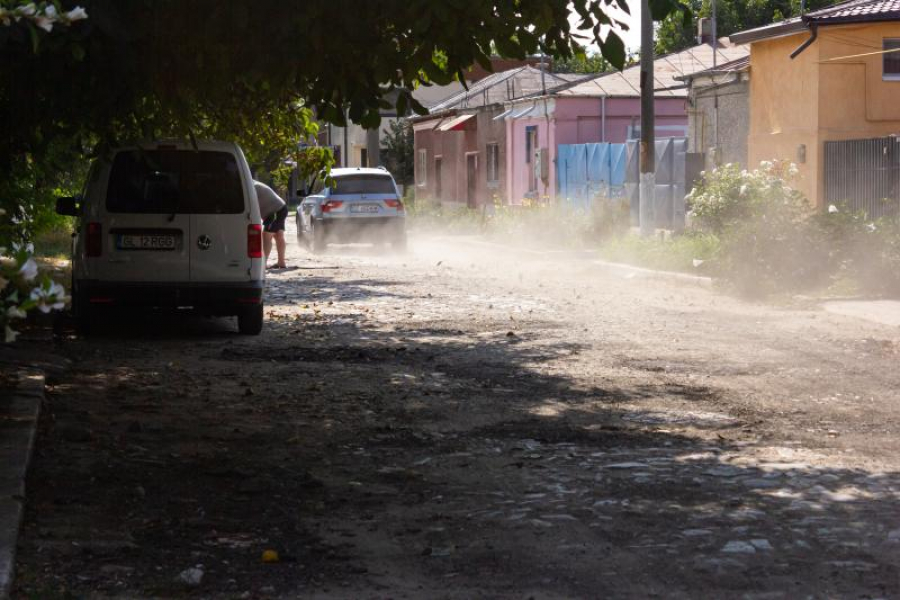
[656, 0, 840, 55]
[1, 0, 687, 244]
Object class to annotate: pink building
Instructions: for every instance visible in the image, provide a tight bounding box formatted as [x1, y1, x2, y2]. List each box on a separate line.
[502, 41, 749, 204]
[413, 41, 749, 206]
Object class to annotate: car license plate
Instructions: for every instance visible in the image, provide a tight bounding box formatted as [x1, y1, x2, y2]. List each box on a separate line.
[350, 204, 380, 214]
[116, 234, 176, 250]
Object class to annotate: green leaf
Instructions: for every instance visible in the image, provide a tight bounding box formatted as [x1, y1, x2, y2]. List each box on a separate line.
[600, 32, 626, 70]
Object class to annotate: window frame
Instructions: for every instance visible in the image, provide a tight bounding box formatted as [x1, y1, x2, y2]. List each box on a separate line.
[417, 148, 427, 186]
[486, 143, 500, 187]
[884, 38, 900, 81]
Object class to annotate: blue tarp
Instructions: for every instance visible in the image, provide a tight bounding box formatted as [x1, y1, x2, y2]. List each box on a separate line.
[557, 142, 627, 207]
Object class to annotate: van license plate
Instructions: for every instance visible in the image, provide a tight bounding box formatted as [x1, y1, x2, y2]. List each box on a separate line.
[350, 204, 380, 214]
[116, 234, 176, 250]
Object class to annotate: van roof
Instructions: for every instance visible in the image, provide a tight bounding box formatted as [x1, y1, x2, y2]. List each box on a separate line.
[119, 140, 242, 153]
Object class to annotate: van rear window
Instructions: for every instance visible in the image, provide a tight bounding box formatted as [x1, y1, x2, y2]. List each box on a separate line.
[330, 175, 396, 195]
[106, 150, 244, 214]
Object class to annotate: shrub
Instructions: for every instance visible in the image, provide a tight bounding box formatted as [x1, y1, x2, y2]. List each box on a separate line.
[1, 230, 68, 343]
[688, 161, 834, 296]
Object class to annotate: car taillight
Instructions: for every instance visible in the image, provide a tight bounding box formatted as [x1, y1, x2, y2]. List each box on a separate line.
[384, 199, 404, 211]
[322, 200, 344, 213]
[248, 224, 262, 258]
[86, 222, 102, 257]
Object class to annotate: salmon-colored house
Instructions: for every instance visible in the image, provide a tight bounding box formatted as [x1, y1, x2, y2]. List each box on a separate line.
[731, 0, 900, 210]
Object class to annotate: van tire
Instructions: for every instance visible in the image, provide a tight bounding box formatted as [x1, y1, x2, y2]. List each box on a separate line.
[238, 304, 264, 335]
[71, 285, 94, 336]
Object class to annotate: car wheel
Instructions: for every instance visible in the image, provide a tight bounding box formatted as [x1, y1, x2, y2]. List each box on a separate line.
[310, 222, 327, 254]
[296, 217, 305, 243]
[238, 303, 264, 335]
[392, 232, 408, 253]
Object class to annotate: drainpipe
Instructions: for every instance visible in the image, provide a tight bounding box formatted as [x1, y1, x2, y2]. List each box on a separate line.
[601, 96, 607, 142]
[790, 23, 819, 59]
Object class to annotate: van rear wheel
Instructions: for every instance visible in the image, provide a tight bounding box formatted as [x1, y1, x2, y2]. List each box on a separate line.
[238, 304, 264, 335]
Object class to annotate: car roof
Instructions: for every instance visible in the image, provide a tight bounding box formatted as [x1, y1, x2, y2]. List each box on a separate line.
[330, 167, 395, 178]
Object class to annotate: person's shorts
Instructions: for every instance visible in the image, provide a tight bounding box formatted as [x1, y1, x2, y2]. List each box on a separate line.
[263, 206, 288, 233]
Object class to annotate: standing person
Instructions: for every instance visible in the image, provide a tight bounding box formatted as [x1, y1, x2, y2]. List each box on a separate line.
[254, 180, 288, 269]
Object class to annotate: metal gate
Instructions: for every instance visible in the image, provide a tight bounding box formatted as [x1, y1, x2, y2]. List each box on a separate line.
[625, 138, 688, 230]
[824, 136, 900, 219]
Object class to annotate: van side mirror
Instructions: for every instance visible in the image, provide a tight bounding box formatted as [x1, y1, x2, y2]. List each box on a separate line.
[56, 196, 79, 216]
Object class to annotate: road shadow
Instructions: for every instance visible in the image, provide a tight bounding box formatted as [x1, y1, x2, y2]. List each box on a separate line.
[15, 269, 900, 598]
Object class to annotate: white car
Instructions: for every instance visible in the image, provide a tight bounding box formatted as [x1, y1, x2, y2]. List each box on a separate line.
[296, 167, 406, 252]
[56, 140, 267, 334]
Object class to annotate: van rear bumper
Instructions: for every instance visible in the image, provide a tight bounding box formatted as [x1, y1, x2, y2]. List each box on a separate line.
[77, 280, 264, 312]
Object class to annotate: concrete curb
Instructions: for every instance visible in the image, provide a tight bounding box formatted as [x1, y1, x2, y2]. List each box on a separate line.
[447, 236, 714, 289]
[588, 259, 714, 289]
[0, 370, 43, 599]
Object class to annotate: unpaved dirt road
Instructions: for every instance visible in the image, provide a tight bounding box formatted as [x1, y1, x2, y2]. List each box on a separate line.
[13, 224, 900, 599]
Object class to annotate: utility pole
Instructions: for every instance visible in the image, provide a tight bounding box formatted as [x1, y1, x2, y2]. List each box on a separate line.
[639, 0, 655, 236]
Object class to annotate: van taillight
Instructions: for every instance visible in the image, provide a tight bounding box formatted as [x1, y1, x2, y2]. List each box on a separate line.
[86, 222, 102, 257]
[384, 199, 404, 211]
[248, 224, 263, 258]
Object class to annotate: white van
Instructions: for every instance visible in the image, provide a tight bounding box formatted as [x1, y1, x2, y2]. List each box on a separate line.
[56, 141, 266, 334]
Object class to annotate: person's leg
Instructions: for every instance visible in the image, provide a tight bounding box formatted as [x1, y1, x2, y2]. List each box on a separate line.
[275, 230, 287, 268]
[264, 232, 275, 264]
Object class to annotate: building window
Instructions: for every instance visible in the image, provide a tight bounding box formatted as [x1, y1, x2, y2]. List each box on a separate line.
[417, 149, 427, 186]
[360, 148, 368, 168]
[884, 39, 900, 80]
[486, 143, 500, 186]
[525, 127, 538, 192]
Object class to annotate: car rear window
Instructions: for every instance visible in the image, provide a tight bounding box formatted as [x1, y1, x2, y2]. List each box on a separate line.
[330, 175, 396, 195]
[106, 149, 244, 214]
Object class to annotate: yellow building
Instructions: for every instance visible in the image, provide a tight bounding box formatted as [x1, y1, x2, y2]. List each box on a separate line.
[732, 0, 900, 210]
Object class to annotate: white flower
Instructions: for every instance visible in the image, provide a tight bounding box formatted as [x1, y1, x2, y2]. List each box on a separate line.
[29, 281, 67, 313]
[692, 259, 705, 268]
[739, 184, 748, 196]
[44, 4, 57, 19]
[34, 15, 53, 32]
[6, 305, 26, 319]
[17, 3, 36, 18]
[828, 205, 839, 214]
[5, 326, 18, 344]
[65, 6, 88, 21]
[18, 258, 38, 281]
[25, 242, 34, 254]
[866, 222, 877, 232]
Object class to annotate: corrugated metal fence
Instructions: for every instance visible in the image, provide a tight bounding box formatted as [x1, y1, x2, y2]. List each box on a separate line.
[557, 143, 627, 208]
[824, 136, 900, 219]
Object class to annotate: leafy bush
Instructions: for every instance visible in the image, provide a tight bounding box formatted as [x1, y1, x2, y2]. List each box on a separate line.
[686, 161, 835, 296]
[815, 209, 900, 296]
[1, 231, 68, 343]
